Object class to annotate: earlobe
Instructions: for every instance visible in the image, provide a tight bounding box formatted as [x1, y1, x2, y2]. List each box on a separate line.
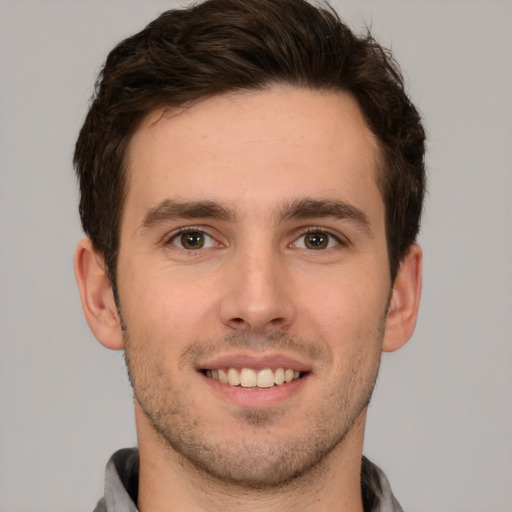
[73, 238, 124, 350]
[382, 244, 422, 353]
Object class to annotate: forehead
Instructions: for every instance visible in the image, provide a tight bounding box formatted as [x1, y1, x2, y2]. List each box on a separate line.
[123, 87, 383, 223]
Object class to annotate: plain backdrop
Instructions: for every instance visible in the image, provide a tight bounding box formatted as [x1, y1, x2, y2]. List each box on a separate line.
[0, 1, 511, 511]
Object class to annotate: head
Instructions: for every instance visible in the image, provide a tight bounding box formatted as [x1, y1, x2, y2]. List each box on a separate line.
[73, 0, 425, 493]
[74, 0, 425, 292]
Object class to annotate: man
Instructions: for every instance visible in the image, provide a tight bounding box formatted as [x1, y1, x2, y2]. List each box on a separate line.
[73, 0, 425, 510]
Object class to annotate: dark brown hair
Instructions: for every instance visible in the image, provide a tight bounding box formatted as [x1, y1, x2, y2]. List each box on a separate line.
[74, 0, 426, 288]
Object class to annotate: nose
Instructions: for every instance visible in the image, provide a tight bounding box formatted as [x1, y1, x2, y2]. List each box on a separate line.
[219, 245, 296, 335]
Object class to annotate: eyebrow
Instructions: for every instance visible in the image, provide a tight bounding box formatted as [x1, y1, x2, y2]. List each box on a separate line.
[139, 199, 237, 233]
[278, 198, 372, 235]
[139, 197, 372, 235]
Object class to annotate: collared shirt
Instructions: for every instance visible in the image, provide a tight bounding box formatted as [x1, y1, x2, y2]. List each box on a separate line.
[93, 448, 403, 512]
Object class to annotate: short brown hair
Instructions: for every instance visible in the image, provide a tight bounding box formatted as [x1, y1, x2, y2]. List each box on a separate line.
[74, 0, 425, 288]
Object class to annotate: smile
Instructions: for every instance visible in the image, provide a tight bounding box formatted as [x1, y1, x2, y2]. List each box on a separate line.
[203, 367, 304, 388]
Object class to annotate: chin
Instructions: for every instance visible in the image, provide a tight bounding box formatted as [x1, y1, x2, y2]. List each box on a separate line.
[168, 435, 342, 490]
[139, 395, 364, 491]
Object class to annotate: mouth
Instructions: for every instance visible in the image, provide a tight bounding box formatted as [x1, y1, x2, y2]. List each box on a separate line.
[202, 367, 306, 389]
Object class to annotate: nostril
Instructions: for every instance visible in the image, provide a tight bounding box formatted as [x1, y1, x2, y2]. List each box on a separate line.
[225, 317, 250, 331]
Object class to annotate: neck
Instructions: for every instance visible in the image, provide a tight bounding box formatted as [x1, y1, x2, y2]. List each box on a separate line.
[135, 408, 367, 512]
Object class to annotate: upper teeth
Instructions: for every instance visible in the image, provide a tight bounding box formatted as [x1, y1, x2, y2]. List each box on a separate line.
[205, 368, 301, 388]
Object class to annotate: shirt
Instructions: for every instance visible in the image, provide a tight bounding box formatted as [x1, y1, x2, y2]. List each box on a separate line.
[93, 448, 403, 512]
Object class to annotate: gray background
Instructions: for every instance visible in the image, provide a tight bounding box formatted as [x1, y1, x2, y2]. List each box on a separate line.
[1, 1, 511, 511]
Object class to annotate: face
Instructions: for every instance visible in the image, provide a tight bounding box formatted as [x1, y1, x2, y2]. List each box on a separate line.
[117, 87, 392, 487]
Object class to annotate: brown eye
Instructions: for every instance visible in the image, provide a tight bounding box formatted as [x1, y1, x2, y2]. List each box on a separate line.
[304, 232, 329, 250]
[170, 230, 218, 250]
[180, 232, 205, 249]
[292, 230, 341, 251]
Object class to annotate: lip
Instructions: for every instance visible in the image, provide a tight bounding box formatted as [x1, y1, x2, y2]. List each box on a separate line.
[196, 352, 312, 408]
[200, 370, 309, 408]
[196, 353, 312, 372]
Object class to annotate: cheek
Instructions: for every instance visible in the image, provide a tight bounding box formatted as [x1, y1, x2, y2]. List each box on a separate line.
[120, 265, 221, 344]
[298, 270, 388, 351]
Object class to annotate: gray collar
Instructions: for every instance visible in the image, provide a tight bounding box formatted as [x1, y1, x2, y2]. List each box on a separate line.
[93, 448, 403, 512]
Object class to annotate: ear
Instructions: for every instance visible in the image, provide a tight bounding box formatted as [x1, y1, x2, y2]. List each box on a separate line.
[73, 238, 124, 350]
[382, 244, 422, 353]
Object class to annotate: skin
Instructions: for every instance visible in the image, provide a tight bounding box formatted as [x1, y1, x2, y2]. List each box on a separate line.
[75, 87, 422, 512]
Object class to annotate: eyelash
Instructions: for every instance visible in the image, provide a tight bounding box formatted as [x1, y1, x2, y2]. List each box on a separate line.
[292, 227, 347, 250]
[165, 226, 347, 252]
[166, 227, 219, 250]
